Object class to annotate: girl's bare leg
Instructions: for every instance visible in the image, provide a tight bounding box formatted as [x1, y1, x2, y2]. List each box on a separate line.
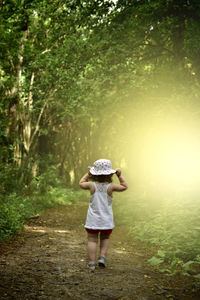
[99, 233, 110, 257]
[87, 233, 98, 264]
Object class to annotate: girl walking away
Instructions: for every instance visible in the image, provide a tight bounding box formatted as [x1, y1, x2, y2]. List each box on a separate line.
[79, 159, 128, 271]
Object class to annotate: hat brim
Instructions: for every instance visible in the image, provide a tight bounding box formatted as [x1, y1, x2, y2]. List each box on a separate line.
[90, 168, 116, 175]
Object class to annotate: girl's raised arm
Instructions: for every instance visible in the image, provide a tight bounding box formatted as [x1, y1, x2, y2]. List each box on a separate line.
[79, 172, 95, 195]
[108, 169, 128, 194]
[79, 173, 91, 190]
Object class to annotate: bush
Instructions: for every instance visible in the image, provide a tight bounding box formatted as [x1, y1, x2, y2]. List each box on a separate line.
[0, 187, 87, 240]
[0, 163, 24, 195]
[0, 197, 23, 239]
[0, 160, 88, 240]
[129, 198, 200, 277]
[31, 187, 87, 212]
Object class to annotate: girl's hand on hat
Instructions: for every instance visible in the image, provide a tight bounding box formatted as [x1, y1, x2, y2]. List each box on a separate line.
[88, 166, 92, 175]
[116, 168, 121, 177]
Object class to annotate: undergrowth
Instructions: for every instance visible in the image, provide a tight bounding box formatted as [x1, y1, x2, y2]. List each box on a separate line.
[0, 188, 86, 240]
[0, 165, 87, 240]
[114, 191, 200, 282]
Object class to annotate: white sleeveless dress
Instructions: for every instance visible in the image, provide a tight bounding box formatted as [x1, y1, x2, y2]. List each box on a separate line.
[85, 182, 114, 229]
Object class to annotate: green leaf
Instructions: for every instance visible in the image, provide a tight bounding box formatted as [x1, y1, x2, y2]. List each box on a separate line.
[160, 268, 171, 273]
[182, 261, 195, 271]
[148, 256, 164, 266]
[157, 250, 166, 258]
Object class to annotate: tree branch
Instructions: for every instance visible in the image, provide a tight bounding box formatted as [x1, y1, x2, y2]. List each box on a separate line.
[29, 100, 47, 148]
[142, 41, 174, 55]
[29, 88, 58, 148]
[28, 72, 35, 111]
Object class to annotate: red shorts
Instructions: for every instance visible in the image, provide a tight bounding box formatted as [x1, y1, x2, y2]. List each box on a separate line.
[85, 228, 113, 236]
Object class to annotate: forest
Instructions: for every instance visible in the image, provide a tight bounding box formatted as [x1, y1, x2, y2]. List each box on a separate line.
[1, 0, 200, 289]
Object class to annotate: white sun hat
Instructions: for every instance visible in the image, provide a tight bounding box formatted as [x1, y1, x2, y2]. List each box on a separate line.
[90, 159, 116, 175]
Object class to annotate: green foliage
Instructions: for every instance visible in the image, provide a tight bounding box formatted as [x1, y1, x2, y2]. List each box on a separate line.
[128, 197, 200, 278]
[31, 187, 87, 212]
[148, 256, 164, 266]
[31, 165, 63, 194]
[0, 187, 87, 240]
[1, 0, 200, 185]
[0, 197, 23, 239]
[0, 163, 24, 195]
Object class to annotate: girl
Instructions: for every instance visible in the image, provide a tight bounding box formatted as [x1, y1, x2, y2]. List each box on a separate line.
[79, 159, 128, 271]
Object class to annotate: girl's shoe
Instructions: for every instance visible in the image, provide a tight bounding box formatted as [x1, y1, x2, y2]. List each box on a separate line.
[88, 263, 96, 271]
[98, 256, 106, 268]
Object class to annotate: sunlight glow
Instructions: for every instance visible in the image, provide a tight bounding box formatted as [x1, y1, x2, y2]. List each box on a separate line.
[140, 128, 200, 190]
[124, 106, 200, 194]
[154, 133, 200, 187]
[25, 226, 70, 234]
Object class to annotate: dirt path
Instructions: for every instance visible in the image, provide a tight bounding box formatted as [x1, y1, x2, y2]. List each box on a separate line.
[0, 202, 199, 300]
